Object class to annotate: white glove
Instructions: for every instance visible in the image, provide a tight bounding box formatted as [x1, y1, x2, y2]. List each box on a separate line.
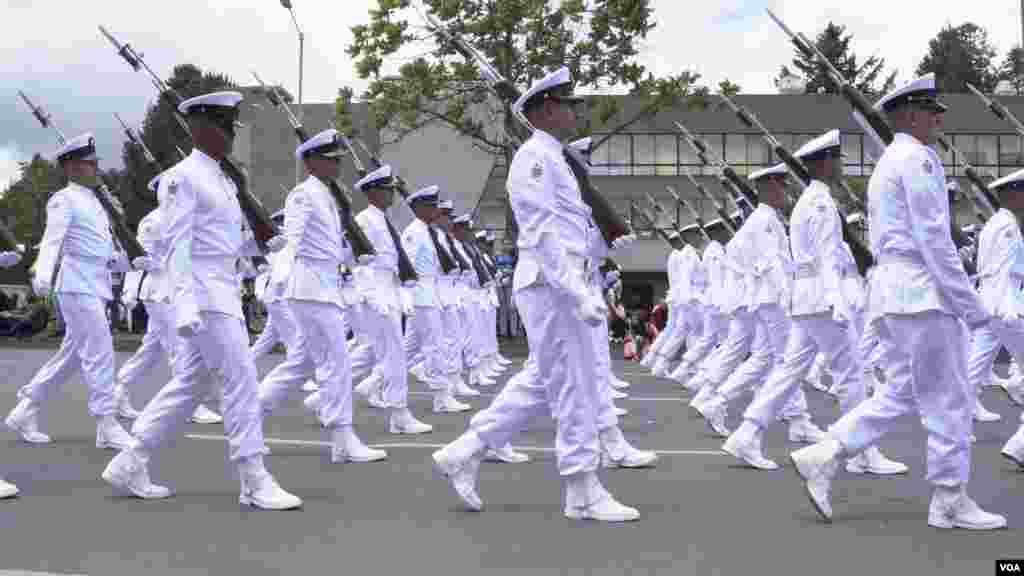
[32, 276, 51, 297]
[132, 256, 158, 272]
[830, 303, 848, 325]
[265, 235, 287, 253]
[357, 254, 375, 265]
[109, 252, 132, 273]
[257, 264, 270, 274]
[177, 319, 205, 338]
[611, 234, 637, 250]
[575, 290, 607, 326]
[0, 251, 21, 267]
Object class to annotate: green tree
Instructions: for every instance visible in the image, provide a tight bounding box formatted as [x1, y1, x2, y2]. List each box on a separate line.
[118, 64, 237, 229]
[998, 46, 1024, 94]
[346, 0, 725, 153]
[776, 22, 897, 97]
[0, 155, 64, 254]
[916, 23, 999, 93]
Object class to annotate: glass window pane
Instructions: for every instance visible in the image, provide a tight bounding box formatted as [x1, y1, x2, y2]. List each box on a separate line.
[841, 133, 862, 166]
[590, 133, 610, 166]
[1000, 135, 1022, 167]
[954, 135, 976, 174]
[656, 134, 676, 175]
[635, 134, 654, 166]
[747, 135, 771, 165]
[726, 134, 747, 164]
[977, 135, 996, 166]
[608, 135, 631, 176]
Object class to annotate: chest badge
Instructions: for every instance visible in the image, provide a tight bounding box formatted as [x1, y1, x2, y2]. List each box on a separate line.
[923, 160, 932, 174]
[531, 163, 543, 180]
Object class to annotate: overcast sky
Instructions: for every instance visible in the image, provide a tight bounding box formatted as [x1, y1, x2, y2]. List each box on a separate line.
[2, 0, 1022, 188]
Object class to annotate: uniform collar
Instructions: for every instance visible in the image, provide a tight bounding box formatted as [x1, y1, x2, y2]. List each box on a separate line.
[191, 148, 223, 171]
[894, 132, 926, 147]
[755, 203, 780, 220]
[531, 129, 563, 152]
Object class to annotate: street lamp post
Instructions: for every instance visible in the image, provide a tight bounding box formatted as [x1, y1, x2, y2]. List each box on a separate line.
[280, 0, 304, 185]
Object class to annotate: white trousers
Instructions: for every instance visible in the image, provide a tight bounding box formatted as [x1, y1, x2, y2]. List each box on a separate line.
[655, 302, 697, 362]
[744, 313, 860, 428]
[439, 305, 464, 375]
[131, 312, 265, 462]
[694, 309, 756, 387]
[716, 304, 791, 402]
[680, 309, 728, 368]
[470, 285, 599, 476]
[648, 303, 681, 357]
[358, 303, 408, 408]
[117, 301, 174, 389]
[249, 301, 283, 360]
[831, 312, 972, 487]
[459, 299, 483, 369]
[404, 306, 448, 390]
[967, 318, 1024, 398]
[19, 293, 116, 417]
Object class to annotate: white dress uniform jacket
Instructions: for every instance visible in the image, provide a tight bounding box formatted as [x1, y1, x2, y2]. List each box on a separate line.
[789, 180, 844, 318]
[866, 133, 988, 327]
[34, 182, 116, 301]
[354, 205, 402, 312]
[976, 208, 1024, 319]
[401, 218, 442, 308]
[736, 204, 791, 310]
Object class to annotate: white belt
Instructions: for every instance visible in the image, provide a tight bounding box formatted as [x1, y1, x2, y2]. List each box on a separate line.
[793, 261, 818, 280]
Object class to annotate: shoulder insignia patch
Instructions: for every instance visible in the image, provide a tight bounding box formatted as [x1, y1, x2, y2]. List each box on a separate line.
[531, 162, 543, 180]
[923, 160, 932, 174]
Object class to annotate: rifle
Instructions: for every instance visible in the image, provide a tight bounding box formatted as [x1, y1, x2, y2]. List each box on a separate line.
[18, 91, 145, 260]
[717, 92, 874, 273]
[766, 9, 994, 234]
[336, 133, 421, 283]
[249, 72, 377, 259]
[422, 10, 633, 248]
[674, 120, 758, 213]
[933, 131, 997, 221]
[682, 169, 737, 236]
[99, 25, 277, 253]
[344, 135, 414, 200]
[662, 186, 713, 244]
[629, 200, 676, 246]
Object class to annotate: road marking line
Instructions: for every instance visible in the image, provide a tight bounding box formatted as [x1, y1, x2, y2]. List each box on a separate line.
[404, 391, 685, 402]
[0, 572, 89, 576]
[184, 433, 725, 456]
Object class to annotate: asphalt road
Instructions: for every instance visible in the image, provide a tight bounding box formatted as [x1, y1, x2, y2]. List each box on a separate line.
[0, 344, 1021, 576]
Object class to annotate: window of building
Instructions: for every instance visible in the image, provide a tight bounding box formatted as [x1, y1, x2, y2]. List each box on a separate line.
[656, 134, 677, 176]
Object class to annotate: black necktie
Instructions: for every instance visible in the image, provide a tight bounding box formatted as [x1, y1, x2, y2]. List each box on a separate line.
[428, 226, 455, 274]
[384, 217, 404, 267]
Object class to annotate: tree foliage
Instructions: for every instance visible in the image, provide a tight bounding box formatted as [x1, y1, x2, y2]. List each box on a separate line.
[346, 0, 730, 156]
[916, 23, 999, 93]
[776, 22, 896, 97]
[998, 46, 1024, 95]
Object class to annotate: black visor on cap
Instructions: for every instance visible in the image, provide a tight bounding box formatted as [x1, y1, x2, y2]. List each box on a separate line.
[304, 138, 344, 159]
[192, 105, 240, 134]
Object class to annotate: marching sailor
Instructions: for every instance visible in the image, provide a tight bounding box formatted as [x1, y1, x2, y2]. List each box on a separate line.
[790, 75, 1005, 529]
[6, 133, 135, 451]
[102, 92, 301, 509]
[0, 248, 24, 499]
[433, 67, 639, 521]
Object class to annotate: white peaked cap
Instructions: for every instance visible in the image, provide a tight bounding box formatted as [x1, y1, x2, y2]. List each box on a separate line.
[407, 185, 440, 205]
[295, 128, 344, 160]
[438, 199, 454, 210]
[794, 129, 842, 161]
[354, 164, 393, 193]
[177, 91, 243, 115]
[512, 66, 581, 115]
[55, 133, 98, 162]
[748, 163, 788, 181]
[874, 73, 946, 113]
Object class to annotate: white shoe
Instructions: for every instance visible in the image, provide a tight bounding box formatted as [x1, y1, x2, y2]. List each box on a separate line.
[845, 446, 908, 475]
[432, 433, 486, 511]
[609, 376, 630, 390]
[190, 405, 223, 424]
[331, 427, 387, 463]
[610, 389, 628, 400]
[5, 399, 51, 444]
[927, 486, 1006, 530]
[102, 449, 172, 500]
[600, 426, 658, 469]
[722, 422, 778, 470]
[787, 416, 827, 444]
[1000, 426, 1024, 468]
[696, 397, 730, 438]
[651, 358, 670, 378]
[452, 374, 481, 397]
[470, 366, 496, 387]
[114, 386, 140, 420]
[238, 457, 302, 510]
[302, 391, 322, 417]
[563, 472, 639, 522]
[300, 379, 319, 392]
[998, 380, 1024, 407]
[974, 398, 1001, 422]
[495, 354, 512, 366]
[354, 373, 382, 401]
[96, 415, 135, 450]
[389, 408, 433, 435]
[639, 352, 656, 369]
[434, 393, 472, 414]
[790, 438, 842, 522]
[689, 383, 714, 413]
[485, 443, 530, 463]
[0, 478, 18, 499]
